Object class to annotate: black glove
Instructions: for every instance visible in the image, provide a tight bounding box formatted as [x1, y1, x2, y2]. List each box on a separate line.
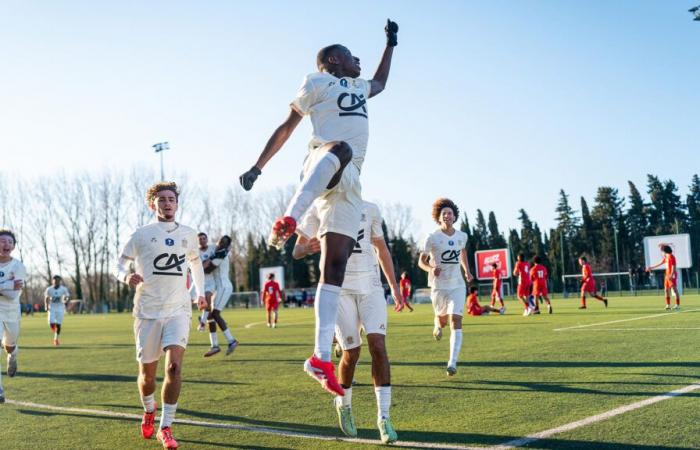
[239, 166, 261, 191]
[385, 19, 399, 47]
[213, 249, 228, 259]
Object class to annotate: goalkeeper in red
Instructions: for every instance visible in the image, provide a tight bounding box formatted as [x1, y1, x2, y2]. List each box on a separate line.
[239, 20, 398, 397]
[578, 256, 607, 309]
[646, 245, 680, 310]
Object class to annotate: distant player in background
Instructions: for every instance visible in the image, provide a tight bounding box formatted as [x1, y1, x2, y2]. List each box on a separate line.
[530, 256, 553, 314]
[419, 198, 474, 376]
[489, 263, 505, 311]
[513, 253, 533, 316]
[467, 286, 505, 316]
[578, 256, 608, 309]
[114, 182, 207, 450]
[197, 232, 217, 332]
[202, 236, 239, 357]
[0, 229, 25, 403]
[261, 273, 282, 328]
[44, 275, 70, 346]
[646, 245, 680, 310]
[399, 271, 414, 312]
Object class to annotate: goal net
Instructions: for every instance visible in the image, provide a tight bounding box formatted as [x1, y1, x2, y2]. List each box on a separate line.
[561, 272, 633, 297]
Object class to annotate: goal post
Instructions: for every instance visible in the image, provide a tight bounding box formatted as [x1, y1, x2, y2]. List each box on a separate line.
[562, 272, 633, 297]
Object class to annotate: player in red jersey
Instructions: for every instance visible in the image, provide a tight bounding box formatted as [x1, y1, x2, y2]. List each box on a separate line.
[399, 272, 414, 312]
[578, 256, 608, 309]
[261, 273, 283, 328]
[489, 263, 505, 311]
[646, 245, 680, 310]
[467, 286, 504, 316]
[512, 253, 533, 316]
[530, 256, 553, 314]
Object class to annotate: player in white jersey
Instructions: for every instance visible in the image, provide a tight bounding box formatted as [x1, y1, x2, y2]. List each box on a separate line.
[114, 182, 206, 450]
[0, 229, 25, 403]
[294, 200, 402, 443]
[239, 19, 399, 397]
[419, 198, 474, 377]
[196, 232, 217, 332]
[44, 275, 70, 346]
[202, 235, 239, 357]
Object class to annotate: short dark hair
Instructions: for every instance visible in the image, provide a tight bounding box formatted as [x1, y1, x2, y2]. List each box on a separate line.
[52, 275, 62, 280]
[431, 198, 459, 224]
[198, 232, 207, 238]
[491, 263, 498, 270]
[268, 273, 275, 280]
[533, 256, 542, 264]
[517, 253, 525, 261]
[579, 255, 588, 262]
[0, 229, 16, 245]
[469, 286, 478, 294]
[316, 44, 344, 71]
[662, 245, 673, 254]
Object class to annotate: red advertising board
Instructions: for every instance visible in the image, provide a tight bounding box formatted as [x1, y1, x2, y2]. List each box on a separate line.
[475, 249, 511, 280]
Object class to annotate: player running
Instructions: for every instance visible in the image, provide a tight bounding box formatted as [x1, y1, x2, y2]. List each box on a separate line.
[0, 229, 25, 403]
[399, 271, 414, 312]
[467, 286, 505, 316]
[196, 232, 216, 332]
[489, 263, 505, 311]
[261, 273, 283, 328]
[114, 182, 206, 450]
[418, 198, 474, 376]
[578, 256, 608, 309]
[529, 256, 553, 314]
[203, 236, 239, 357]
[238, 20, 398, 396]
[44, 275, 70, 346]
[294, 200, 402, 443]
[513, 253, 533, 316]
[646, 245, 681, 310]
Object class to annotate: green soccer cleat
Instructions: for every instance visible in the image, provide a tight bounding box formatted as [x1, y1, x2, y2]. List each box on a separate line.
[334, 397, 357, 437]
[378, 417, 398, 444]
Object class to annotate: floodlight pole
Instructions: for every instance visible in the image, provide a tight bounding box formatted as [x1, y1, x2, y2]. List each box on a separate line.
[560, 231, 566, 296]
[613, 226, 621, 291]
[152, 142, 170, 180]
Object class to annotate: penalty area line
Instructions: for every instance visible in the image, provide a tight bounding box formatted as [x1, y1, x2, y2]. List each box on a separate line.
[554, 308, 700, 332]
[5, 399, 482, 450]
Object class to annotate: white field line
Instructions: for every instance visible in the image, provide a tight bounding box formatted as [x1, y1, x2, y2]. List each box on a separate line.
[244, 320, 313, 329]
[553, 308, 700, 332]
[488, 382, 700, 449]
[4, 399, 483, 450]
[561, 327, 700, 331]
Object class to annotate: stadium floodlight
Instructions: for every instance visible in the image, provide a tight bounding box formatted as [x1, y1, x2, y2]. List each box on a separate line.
[152, 141, 170, 180]
[690, 5, 700, 21]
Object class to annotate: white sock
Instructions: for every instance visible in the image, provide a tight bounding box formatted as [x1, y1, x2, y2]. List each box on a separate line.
[209, 331, 218, 347]
[223, 328, 234, 343]
[313, 283, 341, 361]
[433, 316, 441, 330]
[140, 393, 155, 413]
[339, 387, 352, 407]
[285, 152, 341, 221]
[448, 329, 463, 368]
[54, 332, 58, 339]
[200, 311, 208, 322]
[374, 386, 391, 421]
[159, 402, 177, 429]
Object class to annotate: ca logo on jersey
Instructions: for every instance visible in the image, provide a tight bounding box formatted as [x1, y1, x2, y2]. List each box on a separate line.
[352, 229, 365, 254]
[338, 93, 367, 118]
[152, 253, 186, 276]
[441, 249, 460, 265]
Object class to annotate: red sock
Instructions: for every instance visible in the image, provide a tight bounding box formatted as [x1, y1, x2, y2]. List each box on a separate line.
[665, 297, 671, 305]
[675, 298, 680, 306]
[580, 298, 586, 307]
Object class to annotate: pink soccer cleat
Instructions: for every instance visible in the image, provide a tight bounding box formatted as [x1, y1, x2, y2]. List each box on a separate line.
[268, 216, 297, 250]
[156, 426, 178, 449]
[303, 355, 345, 396]
[140, 404, 157, 439]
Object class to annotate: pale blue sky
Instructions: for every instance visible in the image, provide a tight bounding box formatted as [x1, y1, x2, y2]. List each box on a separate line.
[1, 1, 698, 239]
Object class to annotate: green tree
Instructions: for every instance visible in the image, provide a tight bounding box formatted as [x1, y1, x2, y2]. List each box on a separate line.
[487, 211, 507, 248]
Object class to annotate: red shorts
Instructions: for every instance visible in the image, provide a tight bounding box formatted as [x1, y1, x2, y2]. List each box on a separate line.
[532, 284, 548, 297]
[468, 305, 483, 316]
[517, 284, 531, 298]
[401, 291, 410, 301]
[265, 301, 279, 312]
[664, 273, 677, 289]
[581, 280, 596, 294]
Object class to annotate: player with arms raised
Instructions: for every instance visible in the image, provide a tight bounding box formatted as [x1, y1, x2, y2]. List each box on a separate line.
[646, 245, 680, 310]
[294, 200, 402, 443]
[239, 20, 399, 396]
[0, 229, 25, 403]
[114, 182, 206, 450]
[513, 253, 533, 316]
[44, 275, 70, 346]
[203, 235, 239, 357]
[578, 256, 607, 309]
[418, 198, 474, 376]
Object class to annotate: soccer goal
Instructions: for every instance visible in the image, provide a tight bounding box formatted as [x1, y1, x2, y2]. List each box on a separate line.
[561, 272, 633, 297]
[228, 291, 259, 308]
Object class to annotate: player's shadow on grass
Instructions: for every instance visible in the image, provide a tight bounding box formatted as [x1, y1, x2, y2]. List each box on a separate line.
[447, 380, 700, 397]
[21, 343, 134, 349]
[17, 371, 249, 386]
[178, 439, 293, 449]
[391, 360, 700, 369]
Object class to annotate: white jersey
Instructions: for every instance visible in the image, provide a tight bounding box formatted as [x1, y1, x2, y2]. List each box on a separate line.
[119, 222, 200, 319]
[299, 200, 383, 279]
[199, 244, 216, 287]
[0, 258, 26, 321]
[421, 229, 468, 290]
[291, 72, 371, 170]
[45, 286, 70, 307]
[211, 248, 232, 290]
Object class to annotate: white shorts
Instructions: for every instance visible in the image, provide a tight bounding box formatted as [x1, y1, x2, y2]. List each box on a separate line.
[336, 276, 387, 351]
[1, 320, 20, 347]
[204, 279, 217, 294]
[431, 286, 466, 317]
[133, 314, 190, 364]
[303, 146, 362, 239]
[213, 284, 232, 311]
[48, 305, 65, 324]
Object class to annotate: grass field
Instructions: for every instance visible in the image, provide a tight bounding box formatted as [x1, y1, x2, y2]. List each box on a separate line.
[2, 294, 700, 450]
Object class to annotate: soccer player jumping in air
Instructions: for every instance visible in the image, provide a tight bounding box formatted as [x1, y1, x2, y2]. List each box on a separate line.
[239, 20, 398, 396]
[646, 245, 680, 310]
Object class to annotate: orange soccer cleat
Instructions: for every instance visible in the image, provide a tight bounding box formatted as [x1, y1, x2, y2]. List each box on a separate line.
[303, 355, 345, 396]
[141, 404, 157, 439]
[268, 216, 297, 250]
[156, 426, 178, 449]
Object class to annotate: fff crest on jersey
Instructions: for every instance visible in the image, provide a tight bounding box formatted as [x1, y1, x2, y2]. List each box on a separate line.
[0, 271, 4, 277]
[165, 238, 175, 247]
[448, 240, 454, 246]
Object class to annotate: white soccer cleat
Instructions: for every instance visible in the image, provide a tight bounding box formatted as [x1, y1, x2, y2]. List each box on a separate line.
[499, 306, 506, 315]
[432, 326, 442, 341]
[664, 305, 671, 311]
[7, 353, 17, 378]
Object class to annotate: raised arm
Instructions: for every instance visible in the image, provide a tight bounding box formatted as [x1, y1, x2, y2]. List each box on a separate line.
[369, 19, 398, 98]
[239, 108, 303, 190]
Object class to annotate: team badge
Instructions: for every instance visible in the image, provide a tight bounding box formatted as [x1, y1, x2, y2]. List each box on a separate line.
[165, 238, 175, 246]
[346, 336, 354, 344]
[448, 240, 454, 246]
[0, 271, 4, 277]
[340, 78, 348, 87]
[151, 237, 157, 243]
